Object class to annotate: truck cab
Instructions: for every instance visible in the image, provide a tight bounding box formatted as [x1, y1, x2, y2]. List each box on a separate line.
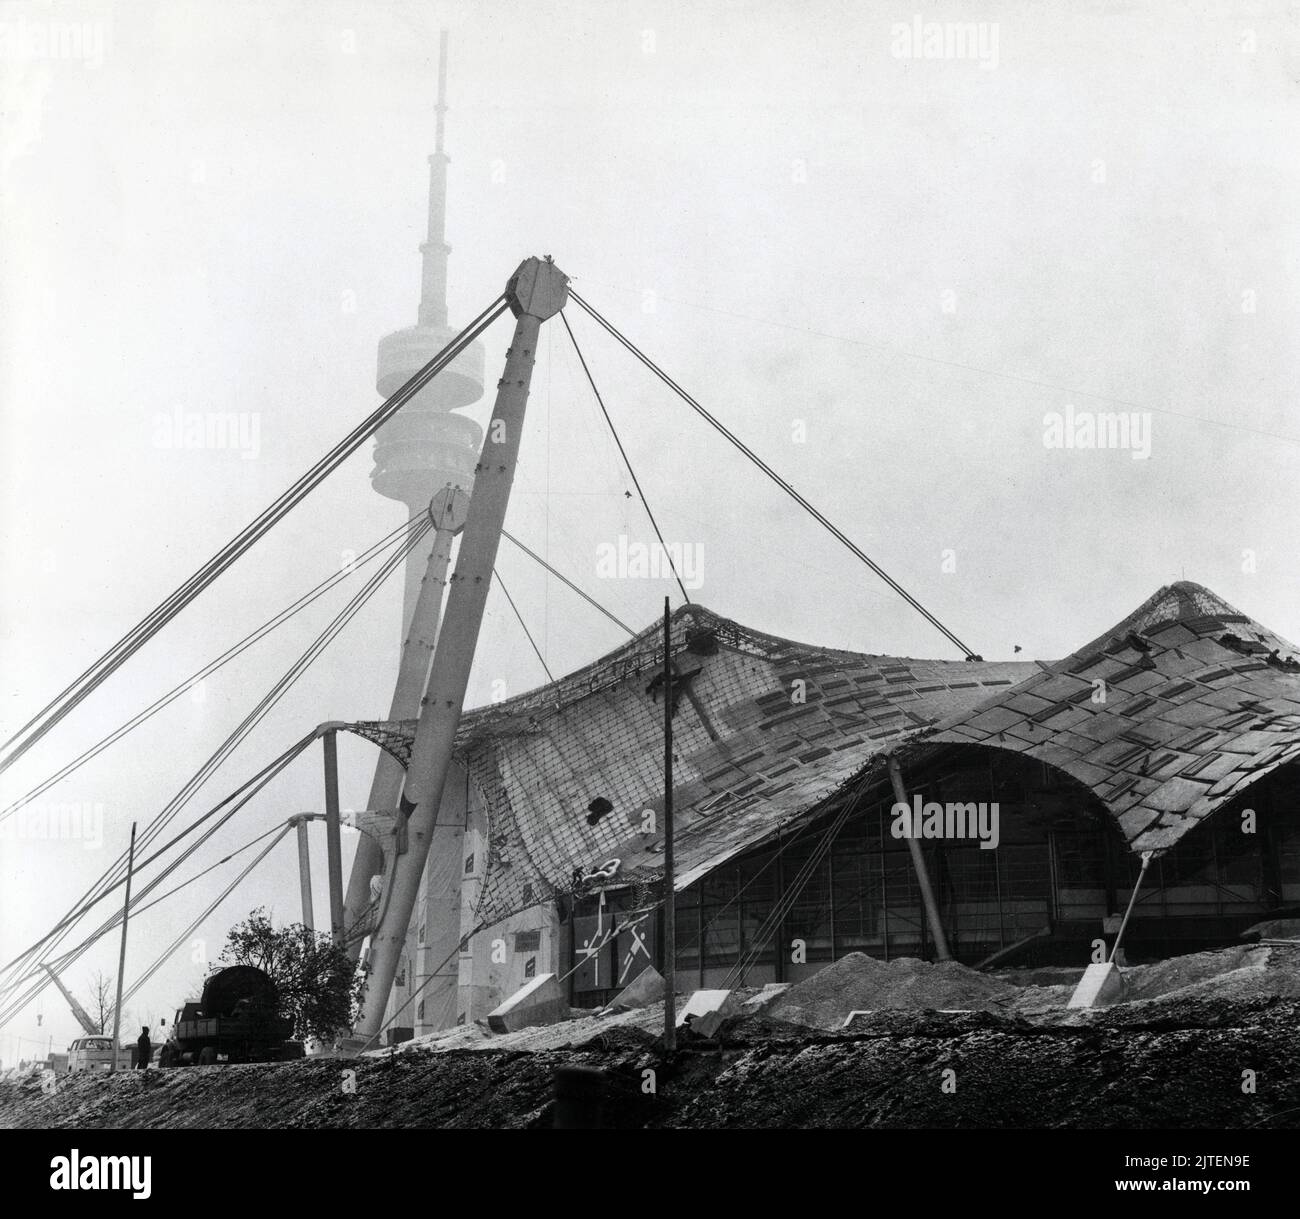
[157, 973, 302, 1067]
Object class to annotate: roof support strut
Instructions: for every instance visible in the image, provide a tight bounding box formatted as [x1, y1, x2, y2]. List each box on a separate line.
[887, 756, 952, 962]
[323, 729, 345, 947]
[289, 814, 317, 931]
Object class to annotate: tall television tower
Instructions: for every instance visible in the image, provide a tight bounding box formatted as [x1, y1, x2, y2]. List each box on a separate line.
[342, 32, 482, 1002]
[371, 30, 485, 627]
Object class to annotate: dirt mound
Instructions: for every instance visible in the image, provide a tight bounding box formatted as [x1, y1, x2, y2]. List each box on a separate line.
[765, 953, 1019, 1029]
[994, 966, 1085, 988]
[574, 1023, 661, 1053]
[1130, 945, 1300, 1005]
[1122, 945, 1267, 1001]
[668, 1000, 1300, 1129]
[1002, 982, 1076, 1012]
[1242, 918, 1300, 942]
[6, 996, 1300, 1129]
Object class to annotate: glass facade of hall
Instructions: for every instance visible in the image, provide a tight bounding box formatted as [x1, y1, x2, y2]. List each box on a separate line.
[569, 752, 1300, 1006]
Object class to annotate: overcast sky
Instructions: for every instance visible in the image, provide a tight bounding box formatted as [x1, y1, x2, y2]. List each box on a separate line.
[1, 0, 1297, 1056]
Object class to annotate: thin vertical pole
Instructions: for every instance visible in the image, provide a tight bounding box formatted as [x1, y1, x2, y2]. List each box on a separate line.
[323, 730, 345, 947]
[110, 821, 136, 1072]
[827, 841, 837, 962]
[879, 802, 890, 962]
[662, 597, 676, 1052]
[995, 832, 1005, 950]
[774, 841, 786, 982]
[295, 816, 315, 931]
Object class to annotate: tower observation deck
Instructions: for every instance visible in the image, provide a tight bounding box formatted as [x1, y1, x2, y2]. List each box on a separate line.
[371, 31, 485, 631]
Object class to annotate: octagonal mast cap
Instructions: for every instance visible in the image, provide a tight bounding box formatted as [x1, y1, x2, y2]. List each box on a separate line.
[507, 256, 569, 321]
[428, 484, 471, 534]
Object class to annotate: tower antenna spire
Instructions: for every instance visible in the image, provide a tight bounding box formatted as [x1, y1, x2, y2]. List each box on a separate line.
[420, 28, 452, 328]
[435, 27, 448, 156]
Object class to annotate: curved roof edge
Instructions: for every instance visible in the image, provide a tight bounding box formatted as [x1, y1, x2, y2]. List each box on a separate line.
[919, 581, 1300, 854]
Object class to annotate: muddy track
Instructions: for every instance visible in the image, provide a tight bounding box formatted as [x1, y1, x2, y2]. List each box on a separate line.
[3, 998, 1297, 1129]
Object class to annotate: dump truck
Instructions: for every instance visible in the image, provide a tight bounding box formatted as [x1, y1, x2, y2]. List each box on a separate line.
[158, 965, 304, 1066]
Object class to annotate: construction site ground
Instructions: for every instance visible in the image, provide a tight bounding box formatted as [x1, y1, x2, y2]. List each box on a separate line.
[4, 942, 1298, 1129]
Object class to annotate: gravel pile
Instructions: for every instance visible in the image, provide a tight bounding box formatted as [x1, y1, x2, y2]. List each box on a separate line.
[1122, 945, 1267, 1001]
[765, 952, 1020, 1029]
[1242, 917, 1300, 941]
[1128, 944, 1300, 1005]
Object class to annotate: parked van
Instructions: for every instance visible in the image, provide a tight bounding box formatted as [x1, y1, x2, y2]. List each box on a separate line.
[66, 1035, 117, 1073]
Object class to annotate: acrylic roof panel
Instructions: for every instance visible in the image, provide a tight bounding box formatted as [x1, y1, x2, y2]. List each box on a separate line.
[346, 583, 1300, 906]
[348, 605, 1030, 920]
[920, 582, 1300, 854]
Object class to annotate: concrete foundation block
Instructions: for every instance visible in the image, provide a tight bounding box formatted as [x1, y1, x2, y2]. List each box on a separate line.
[1067, 961, 1125, 1009]
[487, 973, 569, 1033]
[606, 965, 665, 1012]
[675, 989, 739, 1038]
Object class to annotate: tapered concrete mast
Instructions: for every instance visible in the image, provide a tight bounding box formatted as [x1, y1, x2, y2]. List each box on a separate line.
[357, 257, 568, 1038]
[342, 487, 467, 952]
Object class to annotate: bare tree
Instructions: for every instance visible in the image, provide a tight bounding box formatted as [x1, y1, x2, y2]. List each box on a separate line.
[85, 970, 114, 1034]
[184, 968, 207, 1003]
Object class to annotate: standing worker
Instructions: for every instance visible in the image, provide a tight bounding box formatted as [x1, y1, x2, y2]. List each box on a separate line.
[135, 1026, 151, 1070]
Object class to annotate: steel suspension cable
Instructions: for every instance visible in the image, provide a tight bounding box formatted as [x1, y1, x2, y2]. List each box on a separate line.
[0, 514, 422, 826]
[42, 822, 289, 967]
[1, 712, 323, 1023]
[0, 732, 316, 1025]
[118, 824, 293, 1010]
[568, 289, 979, 660]
[559, 310, 690, 604]
[2, 524, 426, 987]
[0, 729, 316, 993]
[723, 785, 864, 988]
[0, 524, 426, 1013]
[500, 529, 635, 637]
[0, 297, 507, 775]
[493, 570, 555, 683]
[3, 526, 421, 1012]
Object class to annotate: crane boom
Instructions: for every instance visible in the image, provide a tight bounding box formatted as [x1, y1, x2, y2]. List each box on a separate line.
[40, 963, 100, 1036]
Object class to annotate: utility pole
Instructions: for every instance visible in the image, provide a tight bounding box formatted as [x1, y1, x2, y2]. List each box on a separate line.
[662, 598, 676, 1052]
[355, 256, 568, 1039]
[110, 821, 136, 1071]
